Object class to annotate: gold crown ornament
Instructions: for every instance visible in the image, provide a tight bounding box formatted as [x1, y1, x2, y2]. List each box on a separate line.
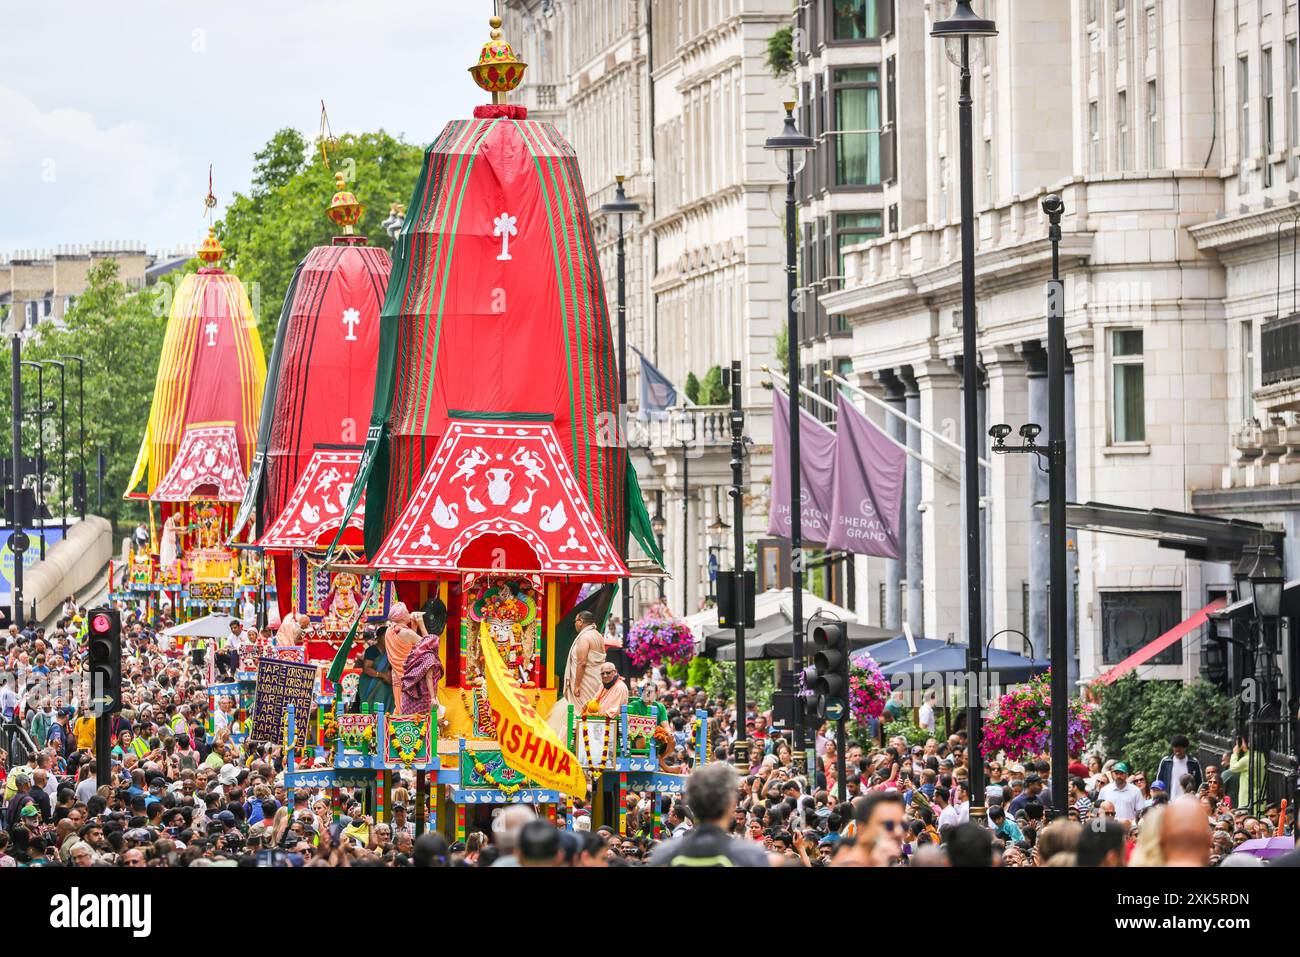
[469, 16, 526, 102]
[327, 172, 364, 234]
[197, 227, 224, 265]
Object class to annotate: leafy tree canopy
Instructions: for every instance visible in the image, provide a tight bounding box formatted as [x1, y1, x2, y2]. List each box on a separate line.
[217, 128, 425, 345]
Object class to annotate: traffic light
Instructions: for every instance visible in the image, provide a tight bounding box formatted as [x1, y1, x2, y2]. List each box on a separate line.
[87, 607, 122, 714]
[802, 619, 849, 722]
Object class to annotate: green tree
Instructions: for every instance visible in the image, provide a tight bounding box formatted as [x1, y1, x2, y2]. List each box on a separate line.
[697, 364, 730, 405]
[765, 26, 794, 79]
[1087, 674, 1233, 778]
[684, 372, 701, 404]
[707, 659, 776, 712]
[20, 260, 166, 533]
[218, 129, 425, 345]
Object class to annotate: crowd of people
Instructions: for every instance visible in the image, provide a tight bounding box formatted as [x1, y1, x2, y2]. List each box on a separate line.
[0, 599, 1294, 868]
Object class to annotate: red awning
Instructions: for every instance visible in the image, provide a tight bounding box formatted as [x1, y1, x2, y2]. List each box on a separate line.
[258, 449, 364, 551]
[371, 419, 628, 580]
[1093, 597, 1227, 685]
[151, 425, 247, 503]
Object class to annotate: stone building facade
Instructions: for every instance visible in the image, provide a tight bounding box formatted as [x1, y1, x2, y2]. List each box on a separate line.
[820, 0, 1300, 687]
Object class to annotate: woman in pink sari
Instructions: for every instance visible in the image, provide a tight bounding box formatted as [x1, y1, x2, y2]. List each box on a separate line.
[399, 597, 447, 713]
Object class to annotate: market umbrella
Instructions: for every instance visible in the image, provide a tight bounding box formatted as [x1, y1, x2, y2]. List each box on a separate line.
[715, 621, 895, 661]
[162, 613, 239, 640]
[1236, 836, 1295, 860]
[882, 643, 1049, 686]
[850, 635, 946, 668]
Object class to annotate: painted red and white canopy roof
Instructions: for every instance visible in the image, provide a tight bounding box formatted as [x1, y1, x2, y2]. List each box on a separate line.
[151, 425, 246, 503]
[372, 420, 628, 579]
[258, 449, 365, 551]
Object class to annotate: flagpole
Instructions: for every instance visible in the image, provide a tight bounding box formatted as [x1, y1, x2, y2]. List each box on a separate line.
[763, 368, 957, 486]
[823, 370, 992, 470]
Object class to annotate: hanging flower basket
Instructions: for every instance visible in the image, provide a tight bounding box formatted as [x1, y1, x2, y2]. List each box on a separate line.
[980, 669, 1092, 762]
[848, 654, 891, 725]
[626, 606, 696, 670]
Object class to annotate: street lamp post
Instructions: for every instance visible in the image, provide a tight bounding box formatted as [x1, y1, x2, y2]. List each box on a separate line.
[61, 356, 85, 519]
[600, 175, 642, 670]
[932, 0, 997, 820]
[727, 359, 748, 770]
[10, 334, 25, 628]
[20, 361, 47, 560]
[1238, 543, 1284, 813]
[42, 360, 66, 532]
[765, 101, 817, 769]
[672, 408, 696, 614]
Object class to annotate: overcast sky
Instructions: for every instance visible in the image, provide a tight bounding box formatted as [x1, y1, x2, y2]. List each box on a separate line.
[0, 1, 492, 255]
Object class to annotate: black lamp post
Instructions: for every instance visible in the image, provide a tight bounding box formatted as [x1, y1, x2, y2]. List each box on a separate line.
[765, 100, 817, 769]
[672, 407, 697, 614]
[988, 193, 1069, 815]
[932, 0, 997, 820]
[60, 355, 85, 519]
[1239, 543, 1284, 813]
[20, 361, 47, 560]
[41, 360, 66, 532]
[601, 175, 642, 668]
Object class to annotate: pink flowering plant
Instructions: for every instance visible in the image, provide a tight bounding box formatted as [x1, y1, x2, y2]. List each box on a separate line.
[848, 655, 891, 725]
[980, 669, 1092, 761]
[626, 606, 696, 669]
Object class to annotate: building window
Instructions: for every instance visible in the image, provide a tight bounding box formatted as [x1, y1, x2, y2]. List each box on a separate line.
[1089, 100, 1101, 171]
[831, 67, 882, 186]
[1111, 329, 1146, 443]
[1117, 90, 1129, 171]
[1100, 590, 1183, 665]
[834, 211, 882, 276]
[1146, 6, 1157, 51]
[1239, 54, 1251, 163]
[829, 0, 881, 41]
[1242, 320, 1256, 424]
[1147, 80, 1160, 168]
[1263, 47, 1275, 187]
[1289, 39, 1299, 156]
[983, 137, 993, 204]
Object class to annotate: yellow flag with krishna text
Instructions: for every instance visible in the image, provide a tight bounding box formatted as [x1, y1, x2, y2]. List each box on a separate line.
[480, 629, 587, 799]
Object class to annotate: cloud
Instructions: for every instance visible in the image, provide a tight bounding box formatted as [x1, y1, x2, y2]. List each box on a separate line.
[0, 84, 187, 252]
[0, 2, 492, 254]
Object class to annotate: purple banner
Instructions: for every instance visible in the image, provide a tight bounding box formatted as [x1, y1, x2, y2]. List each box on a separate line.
[827, 392, 905, 558]
[768, 388, 836, 545]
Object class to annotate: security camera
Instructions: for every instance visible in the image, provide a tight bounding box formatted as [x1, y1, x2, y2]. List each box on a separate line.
[1019, 423, 1043, 442]
[988, 423, 1013, 442]
[1041, 194, 1064, 217]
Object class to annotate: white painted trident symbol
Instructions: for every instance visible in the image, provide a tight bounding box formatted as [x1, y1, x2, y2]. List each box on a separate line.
[493, 212, 517, 261]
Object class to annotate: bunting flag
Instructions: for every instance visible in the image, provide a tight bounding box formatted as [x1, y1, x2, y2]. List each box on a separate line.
[331, 116, 660, 564]
[767, 388, 835, 545]
[481, 624, 587, 799]
[826, 392, 905, 558]
[633, 346, 677, 419]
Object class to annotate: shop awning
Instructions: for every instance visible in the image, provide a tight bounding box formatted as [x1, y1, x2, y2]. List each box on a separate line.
[1093, 597, 1226, 685]
[1038, 501, 1282, 564]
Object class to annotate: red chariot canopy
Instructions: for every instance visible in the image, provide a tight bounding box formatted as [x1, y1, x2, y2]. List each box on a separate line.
[151, 425, 247, 503]
[257, 449, 365, 550]
[371, 419, 628, 580]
